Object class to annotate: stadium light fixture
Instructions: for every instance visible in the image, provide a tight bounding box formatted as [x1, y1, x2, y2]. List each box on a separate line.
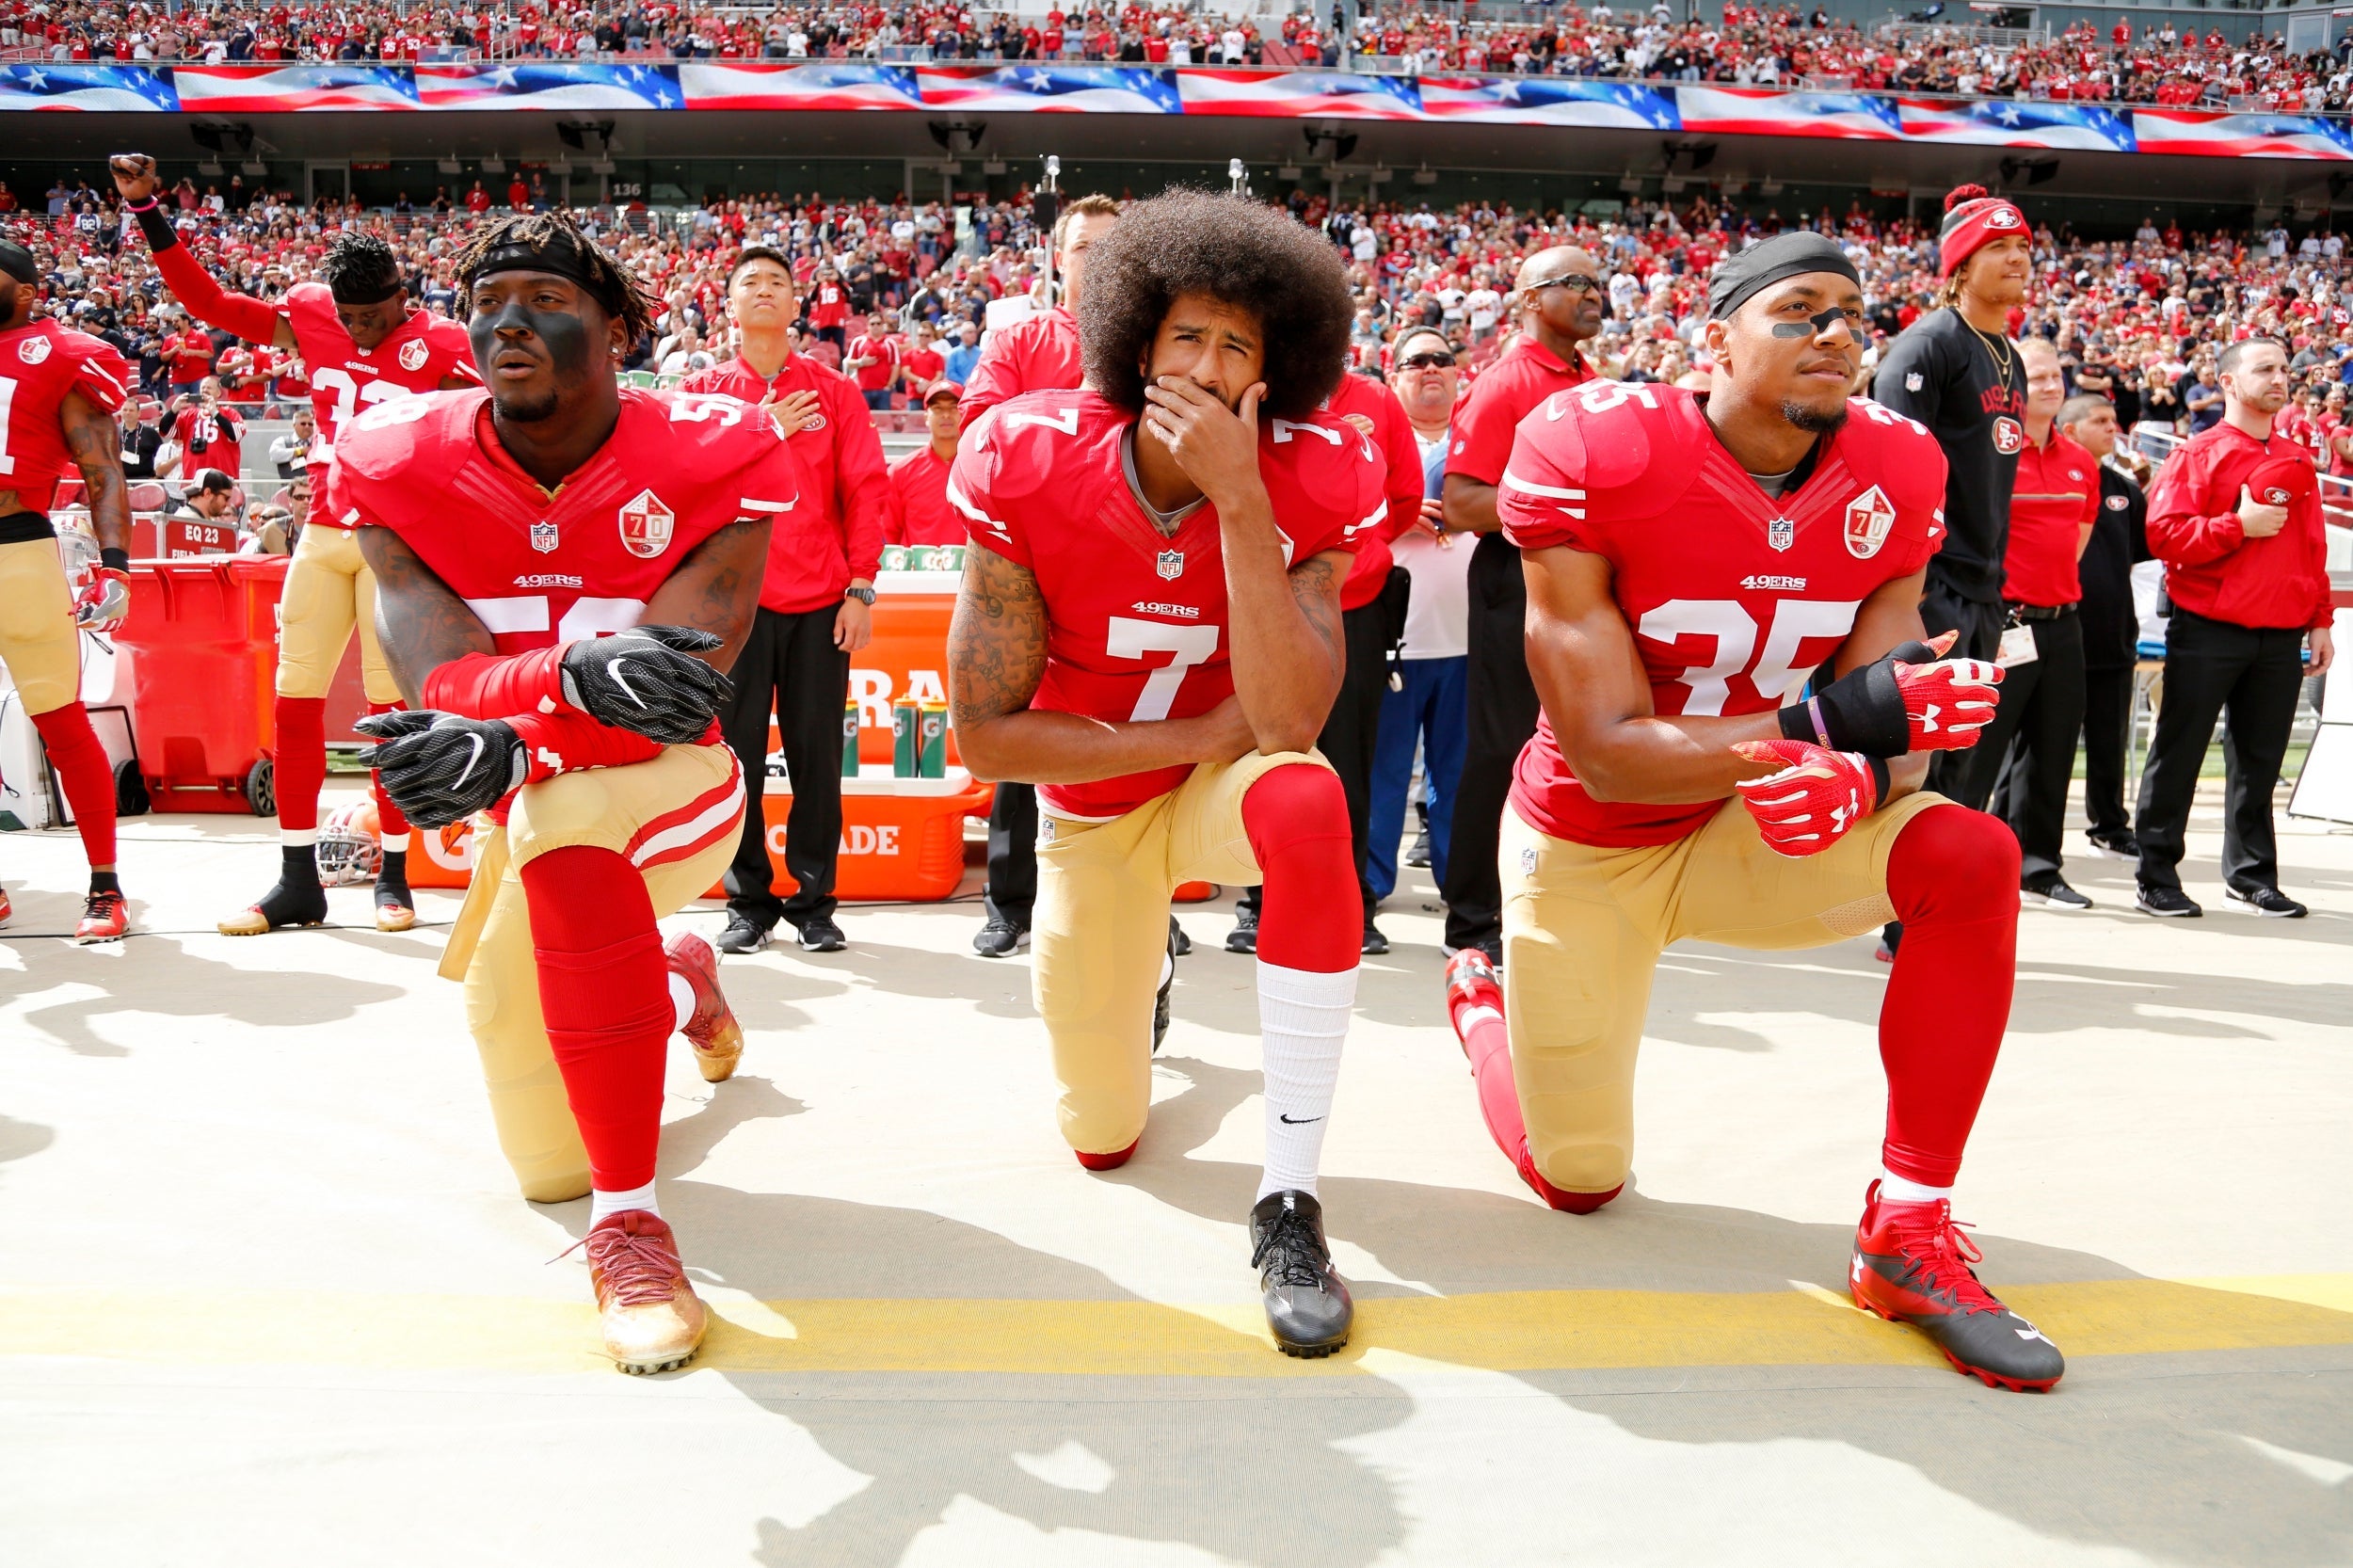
[239, 160, 267, 177]
[1412, 164, 1437, 185]
[437, 156, 462, 174]
[481, 156, 507, 174]
[196, 160, 224, 178]
[983, 160, 1008, 175]
[1277, 165, 1304, 182]
[1758, 176, 1785, 196]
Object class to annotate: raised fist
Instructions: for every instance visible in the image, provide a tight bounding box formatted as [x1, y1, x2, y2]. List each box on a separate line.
[1732, 740, 1881, 858]
[557, 626, 734, 745]
[355, 711, 524, 828]
[108, 153, 159, 204]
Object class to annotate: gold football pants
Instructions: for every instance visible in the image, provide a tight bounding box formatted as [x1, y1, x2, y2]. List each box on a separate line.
[0, 536, 83, 716]
[276, 523, 399, 704]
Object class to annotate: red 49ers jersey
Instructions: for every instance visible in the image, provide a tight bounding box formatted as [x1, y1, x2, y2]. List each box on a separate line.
[332, 387, 798, 655]
[952, 389, 1385, 821]
[0, 319, 131, 515]
[1499, 381, 1948, 847]
[284, 283, 477, 522]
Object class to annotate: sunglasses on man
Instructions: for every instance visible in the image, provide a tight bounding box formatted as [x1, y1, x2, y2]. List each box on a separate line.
[1400, 349, 1457, 370]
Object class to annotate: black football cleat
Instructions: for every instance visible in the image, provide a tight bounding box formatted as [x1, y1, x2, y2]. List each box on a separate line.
[1849, 1181, 2064, 1392]
[1169, 914, 1192, 957]
[1249, 1190, 1353, 1358]
[1225, 903, 1258, 954]
[1153, 920, 1177, 1054]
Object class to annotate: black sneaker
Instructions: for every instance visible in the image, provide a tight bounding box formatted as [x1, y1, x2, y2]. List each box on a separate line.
[1403, 830, 1432, 870]
[1248, 1190, 1353, 1357]
[1153, 920, 1178, 1054]
[795, 914, 847, 952]
[1360, 920, 1389, 956]
[714, 914, 773, 954]
[1225, 903, 1258, 954]
[2226, 885, 2308, 919]
[1169, 913, 1192, 957]
[2084, 830, 2140, 860]
[2021, 879, 2092, 910]
[2136, 884, 2202, 919]
[972, 916, 1029, 956]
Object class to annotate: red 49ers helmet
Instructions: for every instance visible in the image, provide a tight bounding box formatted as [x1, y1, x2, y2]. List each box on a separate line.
[2245, 453, 2316, 511]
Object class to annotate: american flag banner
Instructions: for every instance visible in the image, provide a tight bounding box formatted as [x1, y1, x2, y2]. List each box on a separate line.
[678, 62, 922, 111]
[916, 64, 1181, 114]
[413, 62, 683, 111]
[1673, 86, 1903, 140]
[1176, 68, 1422, 120]
[0, 63, 179, 111]
[1896, 98, 2136, 152]
[1417, 76, 1678, 129]
[2130, 109, 2353, 160]
[171, 65, 420, 113]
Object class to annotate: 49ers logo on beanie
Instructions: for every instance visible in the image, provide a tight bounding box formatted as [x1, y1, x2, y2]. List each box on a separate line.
[1938, 184, 2030, 281]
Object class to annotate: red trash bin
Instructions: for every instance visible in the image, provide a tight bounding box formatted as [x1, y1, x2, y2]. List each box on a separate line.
[112, 557, 289, 814]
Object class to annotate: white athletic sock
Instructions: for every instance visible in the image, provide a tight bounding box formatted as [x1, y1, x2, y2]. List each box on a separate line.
[1255, 959, 1355, 1202]
[379, 831, 411, 853]
[1879, 1172, 1953, 1206]
[667, 971, 696, 1033]
[589, 1180, 660, 1224]
[280, 828, 317, 849]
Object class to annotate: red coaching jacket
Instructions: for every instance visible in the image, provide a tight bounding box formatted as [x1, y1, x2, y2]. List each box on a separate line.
[681, 353, 888, 615]
[1326, 370, 1425, 612]
[2145, 420, 2333, 632]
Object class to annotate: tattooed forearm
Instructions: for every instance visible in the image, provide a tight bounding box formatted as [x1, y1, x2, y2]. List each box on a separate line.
[60, 394, 130, 555]
[357, 525, 497, 707]
[646, 515, 769, 675]
[948, 541, 1047, 732]
[1288, 552, 1344, 665]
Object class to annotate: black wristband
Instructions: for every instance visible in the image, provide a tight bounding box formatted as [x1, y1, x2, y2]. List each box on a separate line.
[1865, 755, 1892, 809]
[100, 547, 131, 571]
[1779, 638, 1943, 759]
[128, 200, 177, 251]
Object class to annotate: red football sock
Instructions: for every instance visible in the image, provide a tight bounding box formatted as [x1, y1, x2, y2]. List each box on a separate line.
[1881, 804, 2019, 1188]
[1241, 763, 1358, 973]
[30, 702, 117, 869]
[1446, 965, 1618, 1213]
[364, 703, 412, 846]
[520, 845, 671, 1192]
[272, 696, 328, 836]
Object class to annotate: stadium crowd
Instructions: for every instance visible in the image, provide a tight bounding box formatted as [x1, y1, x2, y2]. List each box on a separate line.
[7, 177, 2353, 513]
[4, 0, 2346, 112]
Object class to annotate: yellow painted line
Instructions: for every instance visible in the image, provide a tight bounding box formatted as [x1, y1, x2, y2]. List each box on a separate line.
[2, 1277, 2347, 1378]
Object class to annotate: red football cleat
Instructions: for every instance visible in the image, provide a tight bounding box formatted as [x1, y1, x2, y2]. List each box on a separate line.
[664, 931, 744, 1083]
[74, 889, 129, 944]
[1076, 1139, 1138, 1172]
[1849, 1181, 2065, 1392]
[0, 886, 12, 927]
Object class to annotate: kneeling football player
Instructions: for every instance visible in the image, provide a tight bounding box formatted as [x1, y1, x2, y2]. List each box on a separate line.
[946, 192, 1385, 1357]
[1448, 232, 2064, 1391]
[344, 213, 798, 1373]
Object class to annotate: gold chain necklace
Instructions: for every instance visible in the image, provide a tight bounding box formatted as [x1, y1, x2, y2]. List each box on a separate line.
[1961, 312, 2015, 379]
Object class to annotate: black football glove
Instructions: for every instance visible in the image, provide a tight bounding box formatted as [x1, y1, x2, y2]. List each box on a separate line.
[355, 710, 526, 828]
[558, 626, 735, 745]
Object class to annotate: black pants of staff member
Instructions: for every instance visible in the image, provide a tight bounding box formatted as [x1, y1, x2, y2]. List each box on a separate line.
[1882, 575, 2009, 956]
[1237, 568, 1409, 928]
[983, 783, 1037, 931]
[1963, 607, 2086, 890]
[2134, 607, 2307, 897]
[720, 604, 851, 934]
[2079, 662, 2136, 844]
[1443, 533, 1540, 957]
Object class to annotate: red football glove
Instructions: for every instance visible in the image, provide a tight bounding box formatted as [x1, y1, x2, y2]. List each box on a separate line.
[1732, 740, 1883, 858]
[1894, 651, 2003, 751]
[73, 567, 131, 632]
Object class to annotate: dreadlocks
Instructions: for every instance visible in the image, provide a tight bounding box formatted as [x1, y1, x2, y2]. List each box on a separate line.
[455, 210, 654, 347]
[317, 231, 405, 307]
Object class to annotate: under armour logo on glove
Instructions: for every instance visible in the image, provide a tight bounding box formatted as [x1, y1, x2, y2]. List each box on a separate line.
[1778, 629, 2001, 758]
[1894, 652, 2002, 751]
[558, 625, 735, 745]
[1732, 739, 1883, 858]
[355, 710, 526, 828]
[73, 568, 132, 632]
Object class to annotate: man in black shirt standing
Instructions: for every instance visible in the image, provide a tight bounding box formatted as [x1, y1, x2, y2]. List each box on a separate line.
[1869, 184, 2032, 957]
[2051, 392, 2149, 860]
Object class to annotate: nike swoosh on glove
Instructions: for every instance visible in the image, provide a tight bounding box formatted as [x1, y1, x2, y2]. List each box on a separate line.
[73, 568, 132, 632]
[558, 626, 735, 745]
[1732, 739, 1882, 858]
[355, 710, 526, 828]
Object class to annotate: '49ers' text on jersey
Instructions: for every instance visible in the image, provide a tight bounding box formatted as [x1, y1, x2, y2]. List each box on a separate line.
[0, 320, 132, 516]
[951, 389, 1386, 821]
[330, 387, 798, 657]
[1499, 380, 1948, 847]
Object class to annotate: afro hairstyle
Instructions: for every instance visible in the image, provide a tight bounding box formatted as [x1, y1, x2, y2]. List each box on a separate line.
[1077, 190, 1352, 422]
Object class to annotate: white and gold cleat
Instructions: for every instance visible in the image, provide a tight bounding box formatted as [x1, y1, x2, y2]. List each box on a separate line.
[582, 1209, 708, 1375]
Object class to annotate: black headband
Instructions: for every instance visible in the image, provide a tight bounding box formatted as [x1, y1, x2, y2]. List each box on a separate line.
[468, 237, 620, 309]
[1708, 232, 1861, 322]
[328, 276, 402, 308]
[0, 241, 38, 287]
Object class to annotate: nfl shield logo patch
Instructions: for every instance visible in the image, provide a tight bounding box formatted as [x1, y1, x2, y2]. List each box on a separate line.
[1844, 485, 1897, 559]
[1903, 371, 1923, 392]
[530, 519, 558, 554]
[1768, 516, 1795, 552]
[618, 489, 675, 559]
[1156, 549, 1185, 581]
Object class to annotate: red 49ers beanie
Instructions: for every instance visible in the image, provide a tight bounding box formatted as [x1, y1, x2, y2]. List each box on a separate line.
[1937, 184, 2030, 281]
